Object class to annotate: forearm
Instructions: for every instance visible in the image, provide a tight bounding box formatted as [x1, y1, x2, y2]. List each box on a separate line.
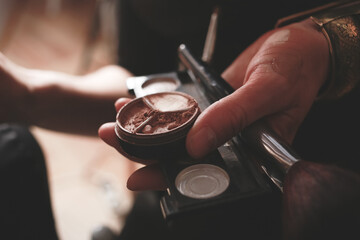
[20, 66, 133, 135]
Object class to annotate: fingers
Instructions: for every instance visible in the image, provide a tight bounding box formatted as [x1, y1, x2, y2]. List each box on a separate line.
[115, 98, 132, 112]
[98, 122, 156, 165]
[187, 42, 300, 159]
[99, 97, 157, 164]
[186, 74, 290, 159]
[99, 20, 330, 190]
[98, 122, 123, 150]
[100, 98, 167, 192]
[186, 22, 329, 159]
[127, 164, 167, 191]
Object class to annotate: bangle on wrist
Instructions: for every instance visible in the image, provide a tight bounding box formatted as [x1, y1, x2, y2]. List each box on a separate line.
[276, 1, 360, 100]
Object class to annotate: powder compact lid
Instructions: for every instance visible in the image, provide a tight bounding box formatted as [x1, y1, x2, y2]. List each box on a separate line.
[115, 92, 200, 146]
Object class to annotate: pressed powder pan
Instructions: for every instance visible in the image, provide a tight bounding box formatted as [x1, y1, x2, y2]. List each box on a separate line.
[115, 91, 200, 161]
[126, 72, 181, 97]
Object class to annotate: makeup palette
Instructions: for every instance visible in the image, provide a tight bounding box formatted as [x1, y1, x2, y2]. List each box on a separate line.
[126, 72, 181, 97]
[119, 44, 282, 237]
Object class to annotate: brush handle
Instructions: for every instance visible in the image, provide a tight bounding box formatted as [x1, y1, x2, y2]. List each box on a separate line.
[178, 44, 301, 188]
[178, 44, 233, 100]
[240, 121, 301, 173]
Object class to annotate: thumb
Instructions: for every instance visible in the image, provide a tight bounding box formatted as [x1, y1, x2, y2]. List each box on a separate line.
[185, 30, 314, 159]
[185, 79, 285, 159]
[186, 22, 329, 159]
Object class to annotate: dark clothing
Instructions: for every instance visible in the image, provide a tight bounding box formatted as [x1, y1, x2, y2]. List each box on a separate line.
[0, 124, 58, 240]
[116, 0, 333, 76]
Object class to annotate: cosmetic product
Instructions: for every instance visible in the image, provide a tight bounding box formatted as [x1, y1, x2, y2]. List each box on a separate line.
[115, 91, 200, 161]
[124, 46, 281, 239]
[175, 163, 230, 199]
[126, 72, 181, 97]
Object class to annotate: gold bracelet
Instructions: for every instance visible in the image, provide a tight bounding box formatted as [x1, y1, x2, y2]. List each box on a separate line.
[276, 1, 360, 100]
[312, 2, 360, 100]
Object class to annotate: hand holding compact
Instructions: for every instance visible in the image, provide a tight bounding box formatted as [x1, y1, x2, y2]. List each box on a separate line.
[99, 97, 169, 191]
[99, 18, 331, 191]
[186, 19, 330, 159]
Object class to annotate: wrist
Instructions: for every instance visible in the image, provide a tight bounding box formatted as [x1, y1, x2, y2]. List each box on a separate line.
[282, 18, 331, 95]
[311, 3, 360, 100]
[276, 1, 360, 101]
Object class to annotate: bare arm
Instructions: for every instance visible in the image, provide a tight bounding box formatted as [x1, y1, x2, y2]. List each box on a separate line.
[0, 53, 133, 135]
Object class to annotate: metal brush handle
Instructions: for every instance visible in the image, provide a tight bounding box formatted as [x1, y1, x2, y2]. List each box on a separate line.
[178, 44, 233, 98]
[240, 122, 301, 173]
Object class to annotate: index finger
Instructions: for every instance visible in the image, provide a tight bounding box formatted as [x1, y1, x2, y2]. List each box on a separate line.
[115, 97, 132, 112]
[98, 122, 157, 165]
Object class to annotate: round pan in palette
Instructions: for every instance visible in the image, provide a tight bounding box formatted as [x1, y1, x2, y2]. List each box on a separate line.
[115, 92, 200, 161]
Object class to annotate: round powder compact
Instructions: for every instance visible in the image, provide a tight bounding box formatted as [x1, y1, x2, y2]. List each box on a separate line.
[115, 92, 201, 161]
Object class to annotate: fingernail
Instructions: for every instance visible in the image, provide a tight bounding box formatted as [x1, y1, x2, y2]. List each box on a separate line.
[187, 127, 217, 159]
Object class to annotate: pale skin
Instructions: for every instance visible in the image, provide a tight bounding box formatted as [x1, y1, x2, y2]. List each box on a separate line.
[0, 53, 133, 135]
[99, 18, 330, 191]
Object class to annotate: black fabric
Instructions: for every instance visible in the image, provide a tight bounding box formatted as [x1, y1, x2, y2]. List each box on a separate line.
[116, 0, 335, 75]
[118, 190, 282, 240]
[0, 124, 58, 240]
[293, 86, 360, 174]
[117, 191, 172, 240]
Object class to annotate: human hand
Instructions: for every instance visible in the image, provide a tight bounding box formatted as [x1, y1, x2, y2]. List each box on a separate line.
[99, 18, 330, 191]
[186, 18, 330, 158]
[98, 98, 168, 191]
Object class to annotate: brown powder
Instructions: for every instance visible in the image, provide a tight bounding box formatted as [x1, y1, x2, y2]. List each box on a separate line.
[138, 107, 196, 134]
[123, 106, 153, 133]
[119, 92, 199, 135]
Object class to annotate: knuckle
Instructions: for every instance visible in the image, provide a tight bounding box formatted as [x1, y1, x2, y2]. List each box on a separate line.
[250, 49, 303, 88]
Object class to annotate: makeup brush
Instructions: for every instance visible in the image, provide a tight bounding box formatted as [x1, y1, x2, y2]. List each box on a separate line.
[178, 43, 360, 240]
[240, 121, 360, 240]
[282, 159, 360, 240]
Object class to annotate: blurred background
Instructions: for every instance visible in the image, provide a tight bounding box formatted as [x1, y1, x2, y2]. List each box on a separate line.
[0, 0, 136, 239]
